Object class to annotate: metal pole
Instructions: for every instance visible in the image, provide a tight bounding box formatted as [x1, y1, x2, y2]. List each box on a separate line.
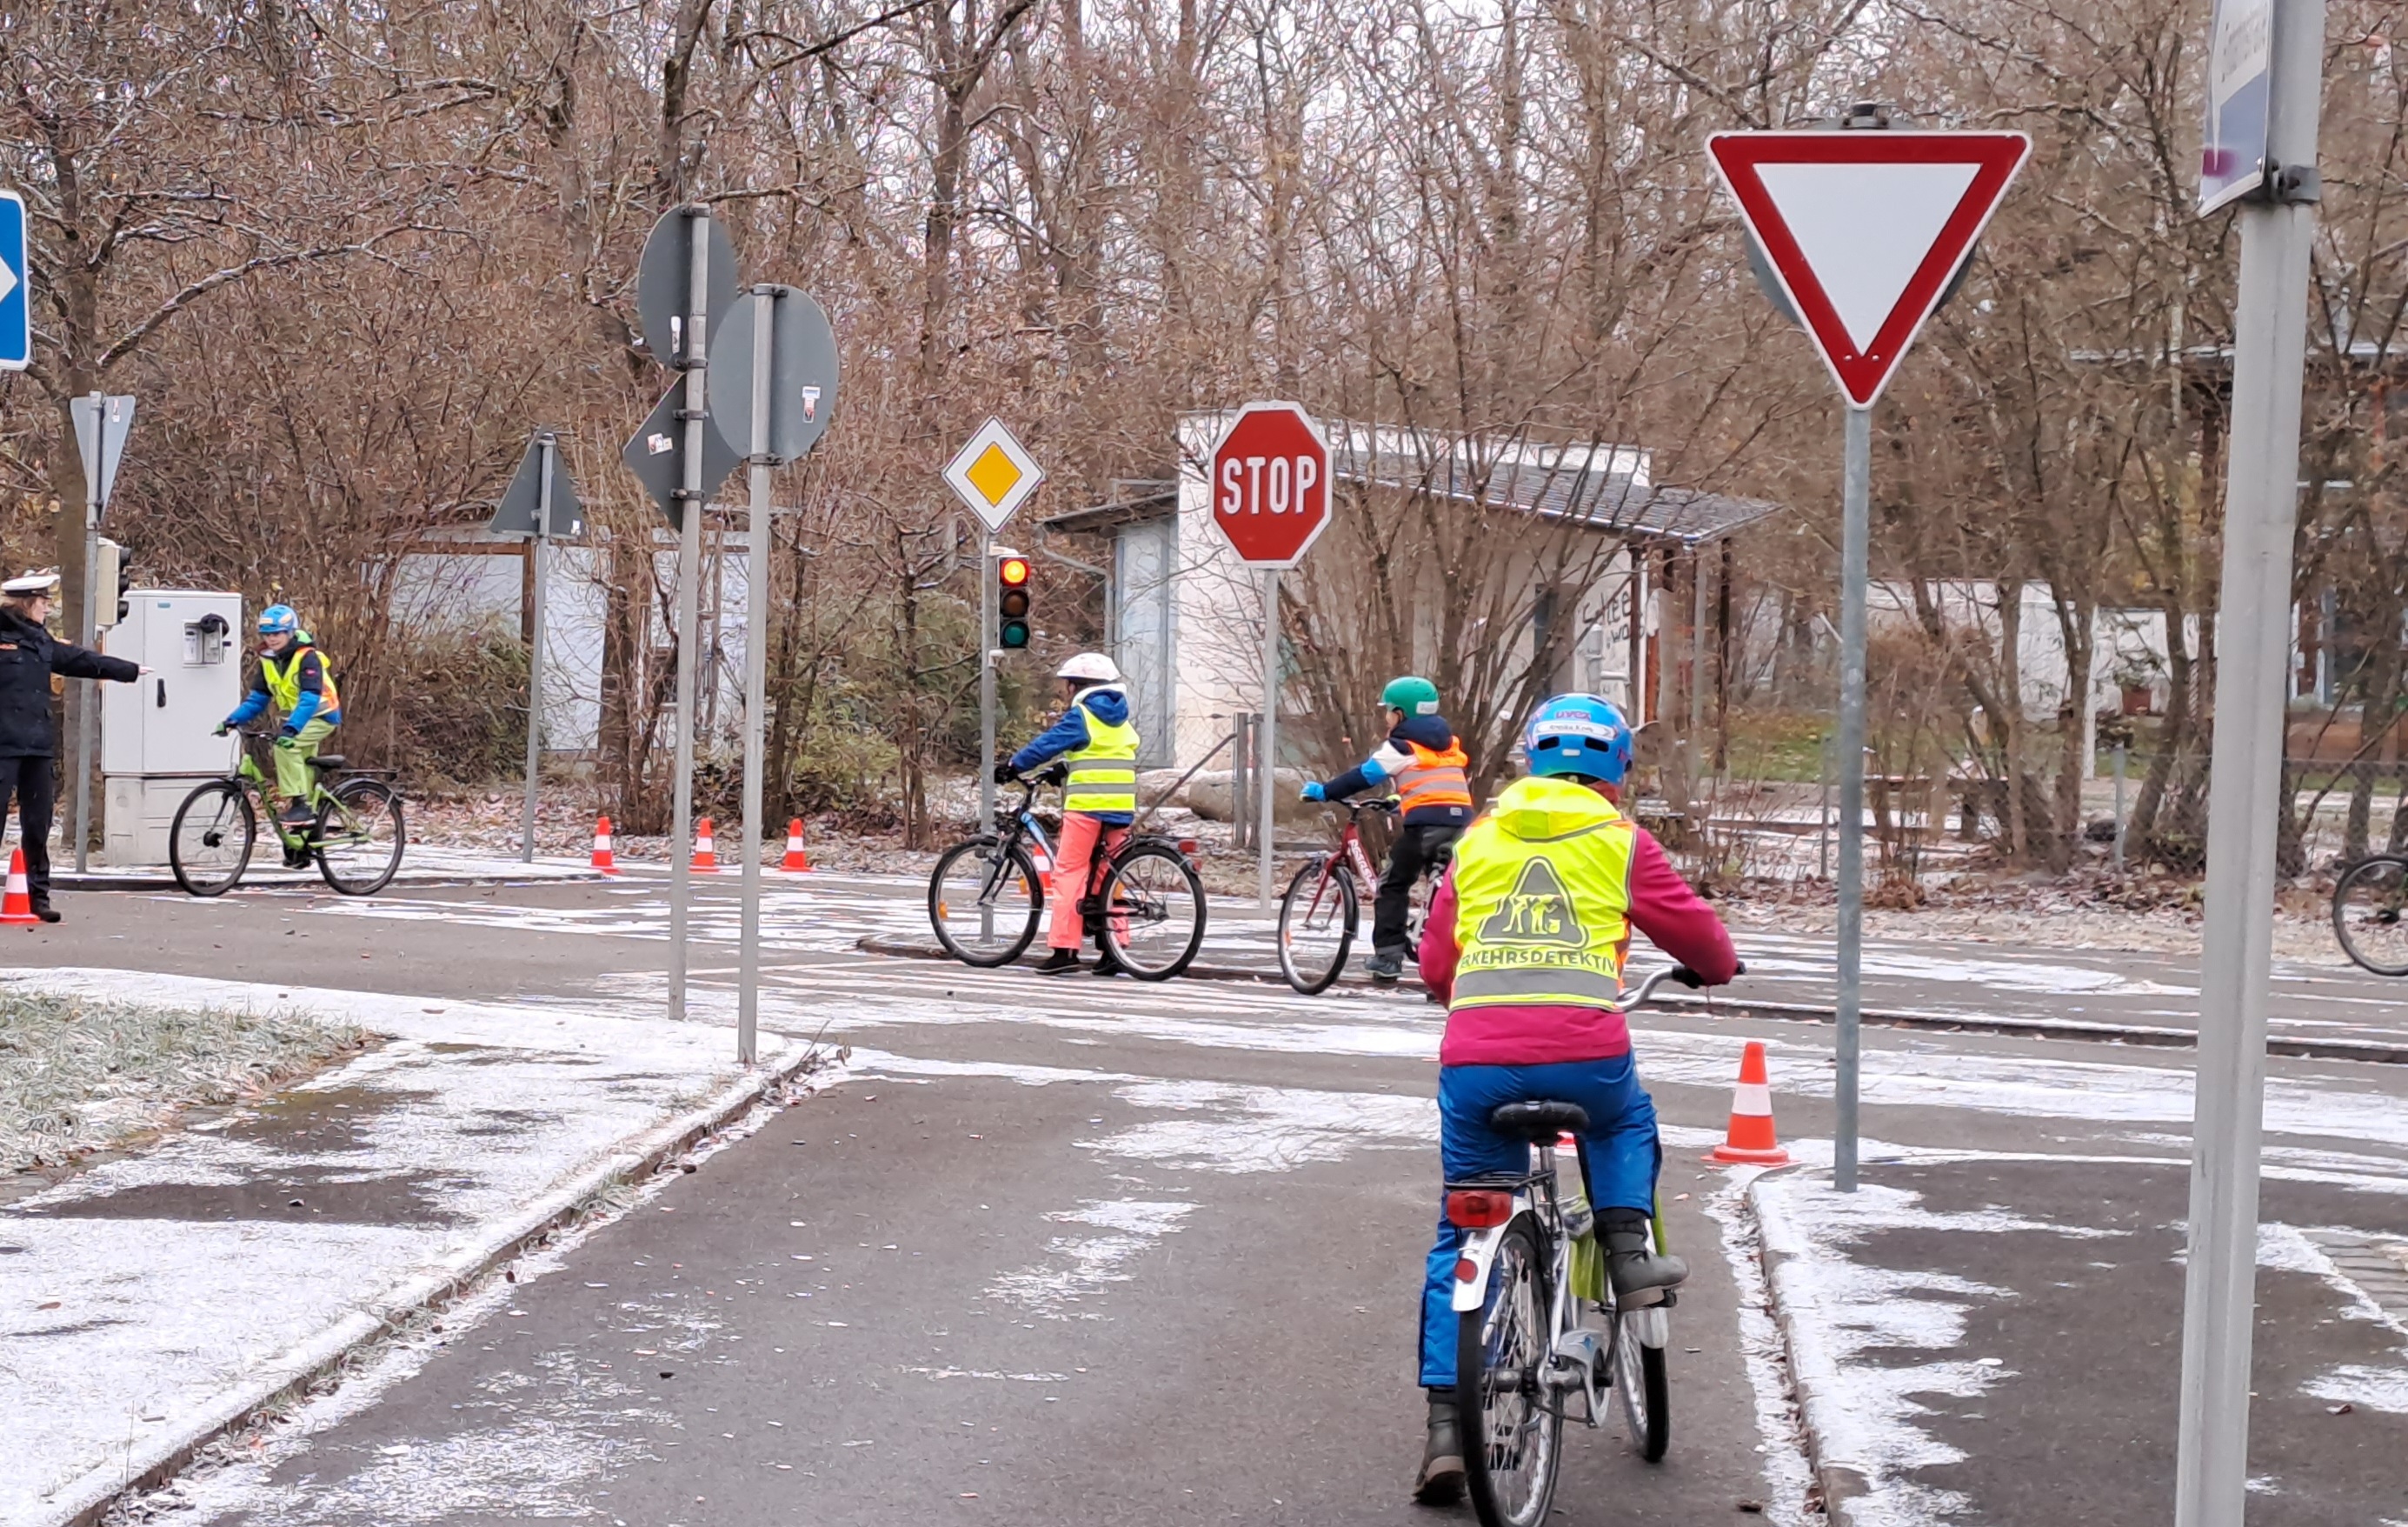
[980, 532, 997, 840]
[669, 208, 709, 1025]
[2177, 0, 2325, 1517]
[73, 513, 96, 875]
[1259, 568, 1279, 911]
[1818, 734, 1832, 880]
[737, 290, 772, 1065]
[520, 436, 552, 864]
[1833, 403, 1871, 1193]
[1690, 544, 1708, 790]
[2112, 741, 2128, 870]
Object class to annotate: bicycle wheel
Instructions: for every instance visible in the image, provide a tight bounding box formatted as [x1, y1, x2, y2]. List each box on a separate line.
[1277, 858, 1357, 995]
[1457, 1218, 1562, 1527]
[2333, 856, 2408, 977]
[316, 778, 407, 895]
[928, 837, 1044, 967]
[1613, 1309, 1672, 1462]
[1098, 841, 1207, 980]
[170, 781, 256, 897]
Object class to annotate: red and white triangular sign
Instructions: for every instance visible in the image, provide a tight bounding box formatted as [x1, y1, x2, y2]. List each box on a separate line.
[1709, 131, 2031, 408]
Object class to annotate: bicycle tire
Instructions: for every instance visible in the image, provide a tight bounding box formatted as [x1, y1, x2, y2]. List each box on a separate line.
[1098, 841, 1207, 981]
[316, 778, 407, 896]
[170, 781, 256, 897]
[1457, 1217, 1562, 1527]
[1613, 1311, 1672, 1462]
[2332, 854, 2408, 977]
[928, 837, 1044, 967]
[1277, 857, 1357, 995]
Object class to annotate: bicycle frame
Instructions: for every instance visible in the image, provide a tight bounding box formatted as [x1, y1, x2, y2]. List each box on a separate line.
[226, 739, 336, 850]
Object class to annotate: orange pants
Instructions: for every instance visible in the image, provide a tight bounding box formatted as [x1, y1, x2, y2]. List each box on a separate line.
[1048, 812, 1128, 950]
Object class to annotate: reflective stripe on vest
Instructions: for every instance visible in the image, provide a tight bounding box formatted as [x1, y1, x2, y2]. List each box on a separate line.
[1447, 809, 1635, 1010]
[1395, 739, 1472, 813]
[263, 644, 339, 717]
[1062, 697, 1140, 815]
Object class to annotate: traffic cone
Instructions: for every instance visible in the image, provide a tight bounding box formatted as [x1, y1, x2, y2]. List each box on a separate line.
[691, 817, 720, 873]
[589, 816, 618, 875]
[1028, 837, 1054, 897]
[1710, 1041, 1792, 1165]
[780, 819, 813, 873]
[0, 848, 37, 926]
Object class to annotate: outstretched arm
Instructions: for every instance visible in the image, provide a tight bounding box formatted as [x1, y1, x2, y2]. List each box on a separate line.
[1008, 704, 1092, 773]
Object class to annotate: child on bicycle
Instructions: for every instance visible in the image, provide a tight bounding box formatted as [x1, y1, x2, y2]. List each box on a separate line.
[216, 604, 342, 830]
[1405, 693, 1738, 1504]
[1300, 676, 1473, 981]
[995, 652, 1140, 977]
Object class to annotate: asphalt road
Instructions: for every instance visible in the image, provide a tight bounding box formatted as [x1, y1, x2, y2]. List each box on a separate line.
[38, 870, 2408, 1524]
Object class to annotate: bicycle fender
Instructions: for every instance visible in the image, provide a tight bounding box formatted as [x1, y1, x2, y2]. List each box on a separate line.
[1451, 1219, 1513, 1314]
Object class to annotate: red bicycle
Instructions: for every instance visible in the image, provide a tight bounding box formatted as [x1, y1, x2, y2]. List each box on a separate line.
[1278, 797, 1447, 994]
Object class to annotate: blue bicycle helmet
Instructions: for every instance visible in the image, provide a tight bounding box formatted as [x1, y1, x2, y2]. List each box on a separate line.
[1524, 694, 1634, 784]
[257, 603, 299, 637]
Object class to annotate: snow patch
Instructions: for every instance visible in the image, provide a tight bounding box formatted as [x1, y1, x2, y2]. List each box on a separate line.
[1081, 1079, 1435, 1173]
[983, 1198, 1196, 1317]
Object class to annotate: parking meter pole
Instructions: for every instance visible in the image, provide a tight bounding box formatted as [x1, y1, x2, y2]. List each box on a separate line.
[737, 290, 773, 1067]
[1833, 403, 1871, 1193]
[520, 437, 552, 864]
[668, 209, 708, 1027]
[1259, 569, 1279, 912]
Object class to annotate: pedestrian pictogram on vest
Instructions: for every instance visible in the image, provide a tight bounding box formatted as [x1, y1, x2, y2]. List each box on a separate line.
[1474, 857, 1587, 948]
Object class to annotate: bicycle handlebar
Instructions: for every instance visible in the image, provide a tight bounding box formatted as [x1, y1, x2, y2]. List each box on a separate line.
[1319, 796, 1400, 819]
[1612, 958, 1746, 1013]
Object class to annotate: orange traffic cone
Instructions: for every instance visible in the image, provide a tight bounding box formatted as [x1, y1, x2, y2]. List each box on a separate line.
[0, 848, 37, 926]
[781, 819, 813, 873]
[589, 816, 619, 875]
[691, 817, 720, 873]
[1710, 1041, 1791, 1165]
[1028, 837, 1054, 897]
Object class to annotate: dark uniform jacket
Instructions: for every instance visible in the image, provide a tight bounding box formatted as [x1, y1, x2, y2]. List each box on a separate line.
[0, 608, 139, 757]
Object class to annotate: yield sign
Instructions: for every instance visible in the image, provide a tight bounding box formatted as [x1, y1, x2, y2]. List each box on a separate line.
[1708, 131, 2031, 408]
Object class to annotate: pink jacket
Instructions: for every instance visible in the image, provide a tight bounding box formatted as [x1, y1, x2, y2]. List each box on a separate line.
[1419, 821, 1737, 1067]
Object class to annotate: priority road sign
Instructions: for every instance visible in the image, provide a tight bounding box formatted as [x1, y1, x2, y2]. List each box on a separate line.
[0, 190, 28, 371]
[944, 417, 1045, 534]
[707, 285, 840, 464]
[622, 380, 740, 530]
[1207, 401, 1332, 567]
[489, 429, 584, 539]
[1707, 131, 2031, 409]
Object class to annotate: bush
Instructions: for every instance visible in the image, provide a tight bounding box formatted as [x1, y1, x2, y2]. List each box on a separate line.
[376, 624, 529, 792]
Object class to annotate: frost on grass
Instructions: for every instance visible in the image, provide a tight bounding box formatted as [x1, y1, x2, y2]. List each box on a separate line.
[0, 993, 368, 1171]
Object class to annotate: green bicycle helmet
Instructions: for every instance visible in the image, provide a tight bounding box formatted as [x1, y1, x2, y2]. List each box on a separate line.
[1380, 676, 1440, 717]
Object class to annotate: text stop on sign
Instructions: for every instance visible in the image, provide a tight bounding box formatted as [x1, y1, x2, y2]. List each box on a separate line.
[1207, 400, 1334, 567]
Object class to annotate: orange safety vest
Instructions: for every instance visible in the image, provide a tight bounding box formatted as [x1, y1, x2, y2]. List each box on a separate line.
[1395, 739, 1473, 813]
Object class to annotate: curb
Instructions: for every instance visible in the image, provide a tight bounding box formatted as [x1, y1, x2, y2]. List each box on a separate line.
[1742, 1164, 1872, 1524]
[35, 1038, 831, 1527]
[855, 936, 2408, 1066]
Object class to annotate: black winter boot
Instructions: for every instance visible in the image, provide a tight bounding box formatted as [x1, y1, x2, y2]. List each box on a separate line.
[1412, 1390, 1464, 1505]
[1034, 949, 1081, 976]
[1603, 1213, 1687, 1308]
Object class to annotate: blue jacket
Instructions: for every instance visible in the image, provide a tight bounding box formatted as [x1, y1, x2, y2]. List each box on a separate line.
[1318, 712, 1472, 826]
[1011, 683, 1134, 826]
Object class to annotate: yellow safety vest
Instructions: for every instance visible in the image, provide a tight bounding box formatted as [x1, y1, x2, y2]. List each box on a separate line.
[1448, 776, 1636, 1010]
[263, 643, 339, 717]
[1062, 694, 1140, 816]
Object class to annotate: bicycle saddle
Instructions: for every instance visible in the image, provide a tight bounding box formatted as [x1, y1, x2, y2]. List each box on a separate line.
[1489, 1100, 1589, 1140]
[305, 755, 345, 771]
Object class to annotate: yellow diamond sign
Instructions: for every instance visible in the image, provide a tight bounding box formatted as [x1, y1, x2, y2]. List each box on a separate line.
[943, 417, 1046, 533]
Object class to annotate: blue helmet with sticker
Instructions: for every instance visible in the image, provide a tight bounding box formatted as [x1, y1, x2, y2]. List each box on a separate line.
[1523, 693, 1634, 784]
[257, 603, 298, 637]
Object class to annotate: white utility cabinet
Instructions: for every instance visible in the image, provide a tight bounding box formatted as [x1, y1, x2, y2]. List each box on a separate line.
[101, 590, 243, 865]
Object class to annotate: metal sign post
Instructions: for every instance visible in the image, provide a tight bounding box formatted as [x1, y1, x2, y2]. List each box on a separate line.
[492, 429, 583, 864]
[1706, 124, 2032, 1191]
[707, 283, 839, 1063]
[669, 213, 710, 1026]
[69, 392, 134, 875]
[980, 533, 997, 840]
[1259, 569, 1280, 910]
[2177, 0, 2325, 1518]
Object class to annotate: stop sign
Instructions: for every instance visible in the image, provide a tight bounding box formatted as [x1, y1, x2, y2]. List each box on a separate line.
[1207, 401, 1332, 567]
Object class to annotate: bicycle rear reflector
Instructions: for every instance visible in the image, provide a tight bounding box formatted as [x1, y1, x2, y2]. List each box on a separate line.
[997, 553, 1032, 649]
[1446, 1190, 1515, 1228]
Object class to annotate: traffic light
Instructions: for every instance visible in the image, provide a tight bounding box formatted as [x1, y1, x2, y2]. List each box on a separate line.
[997, 553, 1032, 649]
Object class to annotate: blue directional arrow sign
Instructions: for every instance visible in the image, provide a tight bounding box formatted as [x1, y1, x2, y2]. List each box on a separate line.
[0, 190, 26, 371]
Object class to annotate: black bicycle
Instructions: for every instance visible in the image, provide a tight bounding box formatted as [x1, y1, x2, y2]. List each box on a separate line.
[2334, 853, 2408, 976]
[928, 765, 1207, 980]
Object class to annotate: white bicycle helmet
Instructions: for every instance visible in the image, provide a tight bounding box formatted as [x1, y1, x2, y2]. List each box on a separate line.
[1056, 651, 1121, 683]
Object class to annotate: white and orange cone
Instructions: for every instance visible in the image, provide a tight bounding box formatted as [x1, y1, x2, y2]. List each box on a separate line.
[691, 817, 720, 873]
[1, 848, 37, 926]
[589, 816, 619, 875]
[1710, 1040, 1791, 1165]
[781, 818, 813, 873]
